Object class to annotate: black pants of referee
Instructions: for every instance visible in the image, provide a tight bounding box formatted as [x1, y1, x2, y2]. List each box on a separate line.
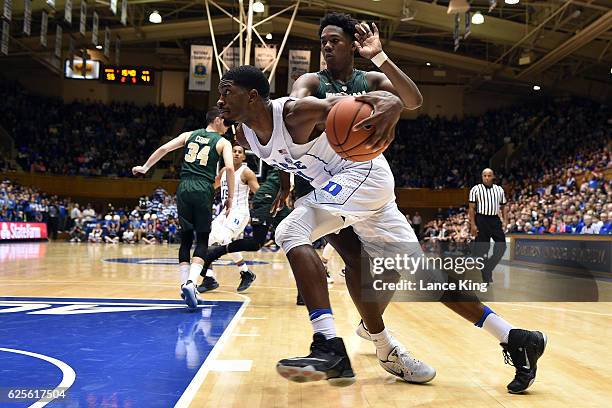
[473, 214, 506, 283]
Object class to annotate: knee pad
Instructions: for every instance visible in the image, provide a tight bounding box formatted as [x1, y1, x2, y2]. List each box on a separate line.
[179, 230, 194, 263]
[275, 210, 312, 254]
[193, 231, 209, 260]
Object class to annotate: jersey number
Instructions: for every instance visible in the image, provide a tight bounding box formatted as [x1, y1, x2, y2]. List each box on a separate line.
[184, 143, 211, 166]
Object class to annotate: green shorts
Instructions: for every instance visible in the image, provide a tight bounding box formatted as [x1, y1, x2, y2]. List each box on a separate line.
[250, 198, 291, 228]
[177, 179, 214, 232]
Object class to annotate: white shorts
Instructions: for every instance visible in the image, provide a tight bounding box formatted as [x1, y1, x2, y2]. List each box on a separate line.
[276, 156, 418, 256]
[209, 208, 250, 245]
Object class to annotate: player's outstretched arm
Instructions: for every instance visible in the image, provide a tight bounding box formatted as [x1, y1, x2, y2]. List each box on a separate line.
[289, 73, 320, 98]
[355, 22, 422, 110]
[217, 138, 235, 215]
[132, 132, 190, 175]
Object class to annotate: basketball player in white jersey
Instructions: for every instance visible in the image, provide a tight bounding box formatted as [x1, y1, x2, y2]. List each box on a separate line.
[201, 145, 260, 292]
[217, 65, 547, 393]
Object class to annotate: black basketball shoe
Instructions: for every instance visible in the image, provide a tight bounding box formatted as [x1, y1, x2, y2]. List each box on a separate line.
[501, 329, 548, 393]
[197, 276, 219, 293]
[237, 270, 256, 292]
[276, 333, 355, 386]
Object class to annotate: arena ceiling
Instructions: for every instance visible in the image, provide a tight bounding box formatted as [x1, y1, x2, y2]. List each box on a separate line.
[5, 0, 612, 98]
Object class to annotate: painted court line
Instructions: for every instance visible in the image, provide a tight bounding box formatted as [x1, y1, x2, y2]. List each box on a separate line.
[174, 294, 250, 408]
[503, 302, 612, 317]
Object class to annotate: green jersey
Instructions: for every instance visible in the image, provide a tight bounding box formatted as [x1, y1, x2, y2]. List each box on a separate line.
[253, 169, 281, 204]
[180, 129, 222, 182]
[313, 69, 370, 99]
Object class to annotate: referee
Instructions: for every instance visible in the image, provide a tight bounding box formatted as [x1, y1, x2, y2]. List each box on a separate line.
[468, 168, 508, 283]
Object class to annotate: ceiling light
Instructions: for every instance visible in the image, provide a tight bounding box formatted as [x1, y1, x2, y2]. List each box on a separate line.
[253, 1, 265, 13]
[426, 62, 431, 66]
[265, 33, 272, 40]
[533, 85, 541, 91]
[95, 45, 103, 50]
[149, 10, 162, 24]
[505, 0, 520, 5]
[471, 11, 484, 25]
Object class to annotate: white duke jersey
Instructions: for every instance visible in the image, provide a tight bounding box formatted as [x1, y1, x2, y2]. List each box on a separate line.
[220, 164, 250, 211]
[241, 97, 381, 190]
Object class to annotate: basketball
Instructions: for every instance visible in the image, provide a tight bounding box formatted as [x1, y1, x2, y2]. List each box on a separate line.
[326, 98, 384, 162]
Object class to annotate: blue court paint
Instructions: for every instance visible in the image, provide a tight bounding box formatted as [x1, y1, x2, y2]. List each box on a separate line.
[104, 257, 271, 266]
[0, 297, 243, 407]
[104, 257, 270, 266]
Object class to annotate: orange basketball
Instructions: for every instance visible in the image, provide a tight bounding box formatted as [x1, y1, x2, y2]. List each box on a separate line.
[326, 98, 382, 162]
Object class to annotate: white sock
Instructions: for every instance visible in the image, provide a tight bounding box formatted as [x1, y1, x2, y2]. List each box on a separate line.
[322, 243, 335, 260]
[311, 314, 336, 340]
[187, 263, 204, 284]
[369, 328, 395, 360]
[231, 252, 249, 272]
[179, 264, 190, 283]
[482, 313, 513, 344]
[205, 268, 215, 278]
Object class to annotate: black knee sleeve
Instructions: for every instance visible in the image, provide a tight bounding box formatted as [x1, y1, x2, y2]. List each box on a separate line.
[179, 230, 194, 263]
[193, 231, 210, 259]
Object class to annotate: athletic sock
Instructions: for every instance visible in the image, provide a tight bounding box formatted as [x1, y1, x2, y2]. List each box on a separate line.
[205, 268, 215, 278]
[231, 253, 249, 272]
[187, 263, 204, 285]
[475, 306, 513, 343]
[179, 264, 190, 283]
[369, 328, 395, 360]
[309, 308, 336, 340]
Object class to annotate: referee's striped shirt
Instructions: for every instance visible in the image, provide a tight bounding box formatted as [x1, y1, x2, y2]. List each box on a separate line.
[469, 184, 507, 216]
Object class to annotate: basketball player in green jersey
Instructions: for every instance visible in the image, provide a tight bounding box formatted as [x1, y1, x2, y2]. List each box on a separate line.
[132, 107, 234, 310]
[288, 12, 422, 310]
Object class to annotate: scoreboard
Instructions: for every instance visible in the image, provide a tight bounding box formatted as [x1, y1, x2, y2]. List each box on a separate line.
[102, 66, 154, 85]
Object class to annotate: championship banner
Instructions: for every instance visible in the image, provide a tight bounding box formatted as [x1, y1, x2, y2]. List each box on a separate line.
[103, 26, 110, 57]
[40, 10, 48, 47]
[287, 50, 310, 93]
[188, 45, 213, 91]
[68, 36, 75, 68]
[320, 51, 327, 71]
[110, 0, 117, 15]
[54, 24, 62, 58]
[92, 11, 99, 46]
[3, 0, 11, 21]
[23, 0, 31, 35]
[1, 20, 8, 55]
[0, 222, 48, 240]
[120, 0, 127, 26]
[222, 46, 240, 73]
[115, 35, 120, 65]
[64, 0, 72, 24]
[254, 44, 276, 94]
[79, 1, 86, 35]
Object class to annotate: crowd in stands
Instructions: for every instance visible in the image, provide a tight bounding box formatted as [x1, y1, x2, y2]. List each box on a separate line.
[0, 79, 186, 177]
[1, 179, 184, 244]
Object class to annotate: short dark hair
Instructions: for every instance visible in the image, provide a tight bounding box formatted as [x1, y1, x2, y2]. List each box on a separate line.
[221, 65, 270, 99]
[205, 107, 222, 126]
[319, 12, 359, 39]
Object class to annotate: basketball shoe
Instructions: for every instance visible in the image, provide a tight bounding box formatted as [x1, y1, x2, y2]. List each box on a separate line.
[276, 333, 355, 386]
[378, 344, 436, 383]
[501, 329, 547, 393]
[181, 282, 199, 310]
[237, 270, 256, 292]
[197, 276, 220, 293]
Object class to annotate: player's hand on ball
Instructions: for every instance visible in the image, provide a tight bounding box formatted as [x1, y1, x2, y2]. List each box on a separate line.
[354, 22, 383, 60]
[132, 166, 147, 175]
[353, 93, 402, 150]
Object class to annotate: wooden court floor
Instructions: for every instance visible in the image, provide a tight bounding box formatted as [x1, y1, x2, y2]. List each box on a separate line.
[1, 242, 611, 408]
